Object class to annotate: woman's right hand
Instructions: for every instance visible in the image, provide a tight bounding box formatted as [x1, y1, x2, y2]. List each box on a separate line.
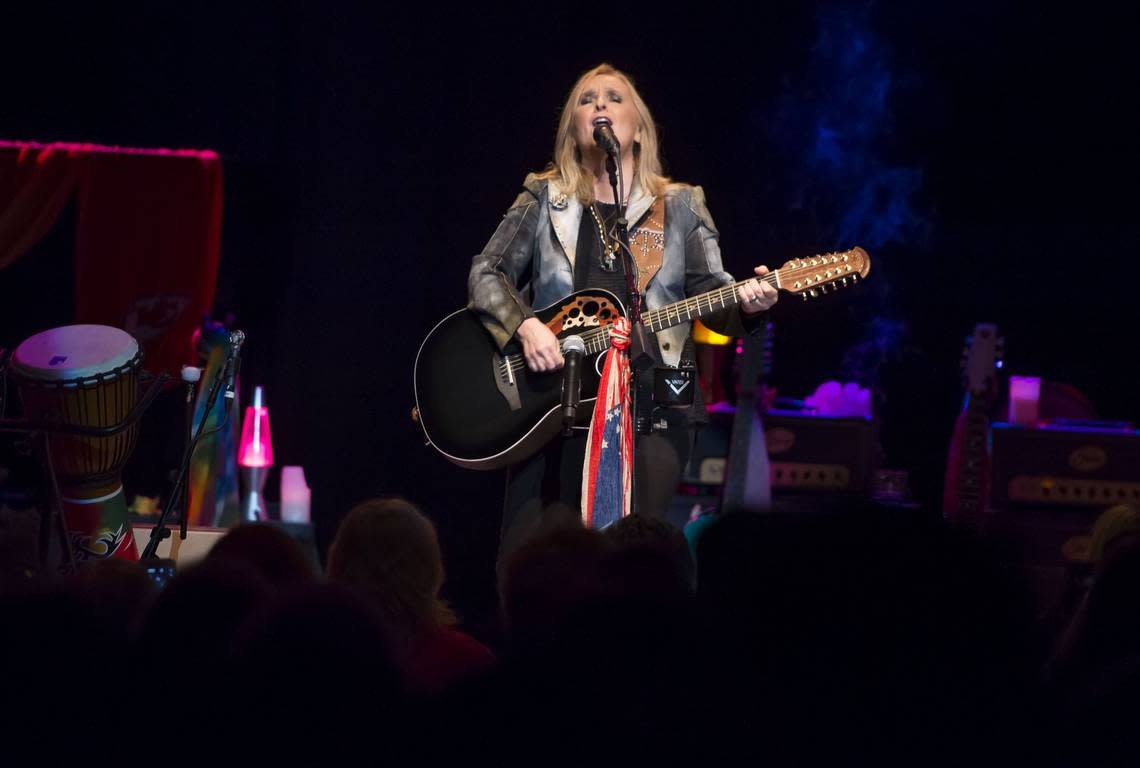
[516, 317, 564, 372]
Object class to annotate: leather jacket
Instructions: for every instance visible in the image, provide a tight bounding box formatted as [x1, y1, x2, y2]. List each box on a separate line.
[468, 173, 746, 367]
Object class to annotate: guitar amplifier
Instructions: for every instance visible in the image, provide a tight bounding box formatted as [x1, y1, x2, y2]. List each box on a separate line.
[687, 408, 874, 494]
[991, 422, 1140, 510]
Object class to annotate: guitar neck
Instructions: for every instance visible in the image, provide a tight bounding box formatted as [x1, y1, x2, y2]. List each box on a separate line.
[641, 274, 778, 334]
[574, 246, 867, 355]
[576, 274, 778, 355]
[955, 392, 993, 504]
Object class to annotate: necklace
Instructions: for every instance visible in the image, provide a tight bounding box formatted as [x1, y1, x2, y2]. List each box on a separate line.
[588, 203, 619, 272]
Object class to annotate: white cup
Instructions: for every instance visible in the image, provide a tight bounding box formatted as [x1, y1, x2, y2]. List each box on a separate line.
[279, 466, 311, 523]
[1008, 376, 1041, 426]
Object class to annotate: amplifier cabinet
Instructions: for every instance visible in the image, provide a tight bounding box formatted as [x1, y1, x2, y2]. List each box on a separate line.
[688, 409, 874, 494]
[991, 423, 1140, 510]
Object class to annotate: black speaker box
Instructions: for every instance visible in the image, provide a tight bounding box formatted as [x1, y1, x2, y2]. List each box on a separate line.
[991, 423, 1140, 510]
[686, 409, 874, 494]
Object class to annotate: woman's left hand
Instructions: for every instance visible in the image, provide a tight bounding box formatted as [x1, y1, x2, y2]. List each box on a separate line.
[737, 265, 779, 314]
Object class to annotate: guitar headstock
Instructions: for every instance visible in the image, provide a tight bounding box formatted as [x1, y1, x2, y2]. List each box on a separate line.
[777, 246, 871, 300]
[960, 323, 1004, 396]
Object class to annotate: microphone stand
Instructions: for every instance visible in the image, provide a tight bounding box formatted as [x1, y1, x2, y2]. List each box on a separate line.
[141, 351, 234, 560]
[180, 366, 200, 542]
[605, 148, 649, 518]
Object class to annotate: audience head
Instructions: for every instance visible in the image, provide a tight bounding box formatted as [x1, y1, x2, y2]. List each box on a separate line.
[602, 513, 695, 597]
[1075, 535, 1140, 661]
[233, 584, 402, 708]
[326, 497, 455, 629]
[205, 522, 318, 588]
[1064, 504, 1140, 573]
[71, 557, 158, 640]
[500, 526, 612, 650]
[134, 558, 271, 667]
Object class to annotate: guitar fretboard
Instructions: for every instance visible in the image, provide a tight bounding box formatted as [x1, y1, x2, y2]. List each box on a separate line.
[578, 274, 779, 353]
[642, 274, 777, 333]
[956, 394, 993, 506]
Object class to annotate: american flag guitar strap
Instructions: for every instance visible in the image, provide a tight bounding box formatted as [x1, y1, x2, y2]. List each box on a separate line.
[580, 317, 634, 529]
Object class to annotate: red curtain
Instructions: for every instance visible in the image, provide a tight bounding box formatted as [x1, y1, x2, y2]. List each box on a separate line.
[0, 143, 83, 270]
[0, 141, 223, 375]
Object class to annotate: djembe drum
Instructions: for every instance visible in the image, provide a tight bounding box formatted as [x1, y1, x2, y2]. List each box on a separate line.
[11, 325, 143, 561]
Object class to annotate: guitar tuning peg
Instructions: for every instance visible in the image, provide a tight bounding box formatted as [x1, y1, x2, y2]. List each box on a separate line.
[809, 289, 818, 298]
[800, 292, 809, 301]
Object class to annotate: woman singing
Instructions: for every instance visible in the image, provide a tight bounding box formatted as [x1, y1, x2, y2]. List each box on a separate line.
[468, 63, 778, 567]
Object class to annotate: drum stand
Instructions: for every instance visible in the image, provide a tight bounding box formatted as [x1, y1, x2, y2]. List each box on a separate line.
[0, 371, 168, 573]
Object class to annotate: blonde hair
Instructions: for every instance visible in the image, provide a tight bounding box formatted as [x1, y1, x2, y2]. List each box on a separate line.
[538, 63, 670, 203]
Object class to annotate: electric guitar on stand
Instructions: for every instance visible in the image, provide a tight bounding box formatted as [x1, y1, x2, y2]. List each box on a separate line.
[720, 321, 774, 515]
[414, 247, 871, 470]
[943, 323, 1004, 527]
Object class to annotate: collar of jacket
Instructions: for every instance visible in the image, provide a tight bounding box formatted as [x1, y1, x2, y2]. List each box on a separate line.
[547, 177, 656, 270]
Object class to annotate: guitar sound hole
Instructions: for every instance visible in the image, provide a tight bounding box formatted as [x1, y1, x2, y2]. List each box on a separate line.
[568, 308, 580, 318]
[600, 309, 611, 319]
[582, 301, 599, 316]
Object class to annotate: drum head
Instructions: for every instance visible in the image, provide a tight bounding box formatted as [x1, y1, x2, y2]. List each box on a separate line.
[12, 325, 140, 382]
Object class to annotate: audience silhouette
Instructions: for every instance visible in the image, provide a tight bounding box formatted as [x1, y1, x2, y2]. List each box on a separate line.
[6, 498, 1138, 764]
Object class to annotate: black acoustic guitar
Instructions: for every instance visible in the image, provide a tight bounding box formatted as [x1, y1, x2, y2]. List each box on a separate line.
[414, 247, 870, 470]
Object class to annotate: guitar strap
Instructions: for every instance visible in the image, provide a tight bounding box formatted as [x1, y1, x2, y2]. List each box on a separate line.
[629, 196, 665, 295]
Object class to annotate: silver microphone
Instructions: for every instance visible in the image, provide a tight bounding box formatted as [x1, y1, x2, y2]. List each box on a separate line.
[560, 335, 586, 433]
[224, 330, 246, 407]
[593, 123, 620, 156]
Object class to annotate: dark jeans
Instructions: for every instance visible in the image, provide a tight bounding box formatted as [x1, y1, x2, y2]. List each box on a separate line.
[496, 405, 693, 578]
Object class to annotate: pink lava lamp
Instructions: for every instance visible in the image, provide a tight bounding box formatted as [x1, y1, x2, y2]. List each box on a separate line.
[239, 386, 274, 521]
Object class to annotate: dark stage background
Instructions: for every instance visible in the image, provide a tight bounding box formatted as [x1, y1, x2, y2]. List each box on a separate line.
[3, 2, 1137, 625]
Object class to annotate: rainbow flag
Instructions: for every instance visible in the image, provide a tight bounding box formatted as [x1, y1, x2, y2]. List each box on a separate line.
[187, 323, 240, 527]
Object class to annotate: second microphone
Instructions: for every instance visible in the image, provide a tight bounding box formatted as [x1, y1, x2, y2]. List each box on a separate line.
[560, 335, 586, 435]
